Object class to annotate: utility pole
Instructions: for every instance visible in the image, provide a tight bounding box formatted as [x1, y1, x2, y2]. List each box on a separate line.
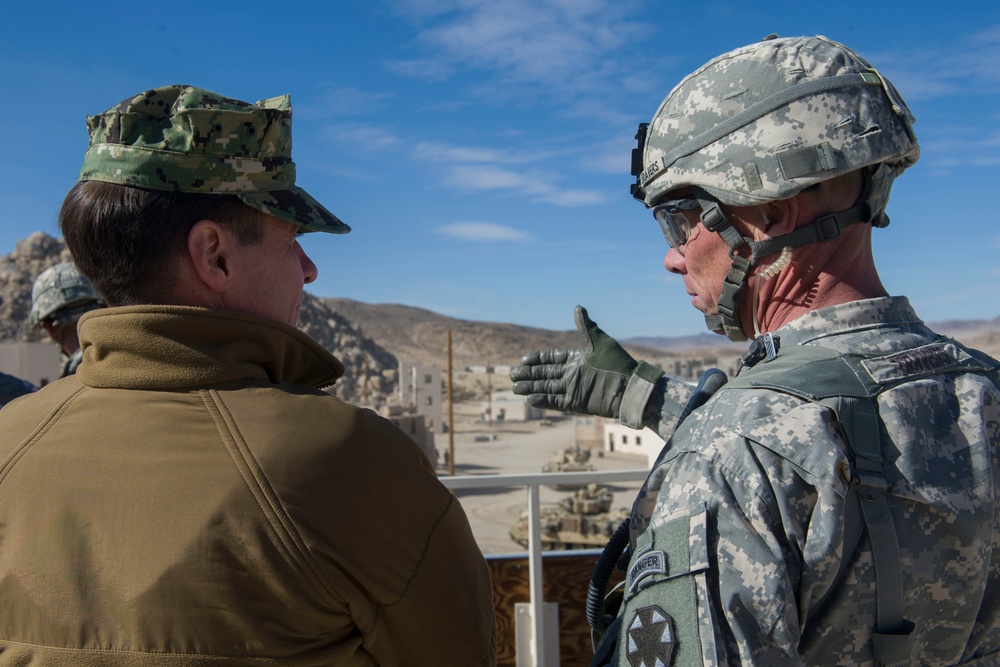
[486, 366, 493, 429]
[447, 329, 455, 477]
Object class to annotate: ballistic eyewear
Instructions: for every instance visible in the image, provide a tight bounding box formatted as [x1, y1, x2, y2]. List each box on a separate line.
[653, 197, 702, 249]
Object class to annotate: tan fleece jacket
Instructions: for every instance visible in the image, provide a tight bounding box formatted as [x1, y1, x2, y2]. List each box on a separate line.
[0, 306, 496, 666]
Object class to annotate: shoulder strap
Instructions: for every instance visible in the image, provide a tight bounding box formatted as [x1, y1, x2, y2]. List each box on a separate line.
[821, 392, 914, 667]
[725, 343, 933, 666]
[727, 338, 1000, 665]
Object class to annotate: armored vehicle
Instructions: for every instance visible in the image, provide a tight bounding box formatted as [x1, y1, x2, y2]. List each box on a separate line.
[541, 445, 596, 490]
[509, 484, 629, 551]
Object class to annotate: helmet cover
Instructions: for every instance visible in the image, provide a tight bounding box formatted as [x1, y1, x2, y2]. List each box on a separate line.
[634, 35, 919, 223]
[30, 262, 104, 327]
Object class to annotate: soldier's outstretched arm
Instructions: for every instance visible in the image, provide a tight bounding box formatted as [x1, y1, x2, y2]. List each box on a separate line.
[510, 306, 720, 435]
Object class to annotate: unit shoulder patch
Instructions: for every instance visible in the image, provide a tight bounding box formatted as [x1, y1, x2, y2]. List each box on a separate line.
[626, 605, 677, 667]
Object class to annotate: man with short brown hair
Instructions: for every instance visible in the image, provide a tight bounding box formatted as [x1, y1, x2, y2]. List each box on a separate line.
[0, 85, 496, 667]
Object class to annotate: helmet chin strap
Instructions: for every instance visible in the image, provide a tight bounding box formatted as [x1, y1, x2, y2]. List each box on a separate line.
[693, 189, 872, 342]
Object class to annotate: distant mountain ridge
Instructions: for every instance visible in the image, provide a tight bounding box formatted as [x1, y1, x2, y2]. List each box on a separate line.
[4, 233, 1000, 403]
[318, 297, 733, 368]
[624, 332, 746, 353]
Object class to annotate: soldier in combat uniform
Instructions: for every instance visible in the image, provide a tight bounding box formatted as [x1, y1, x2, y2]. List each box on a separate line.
[30, 261, 105, 377]
[512, 35, 1000, 666]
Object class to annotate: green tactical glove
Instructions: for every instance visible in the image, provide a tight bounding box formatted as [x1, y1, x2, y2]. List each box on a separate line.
[509, 305, 664, 428]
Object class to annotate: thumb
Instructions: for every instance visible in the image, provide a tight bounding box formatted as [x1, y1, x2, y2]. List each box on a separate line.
[574, 305, 605, 352]
[575, 305, 637, 373]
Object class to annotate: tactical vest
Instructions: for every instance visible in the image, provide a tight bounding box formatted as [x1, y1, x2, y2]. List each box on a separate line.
[590, 336, 1000, 667]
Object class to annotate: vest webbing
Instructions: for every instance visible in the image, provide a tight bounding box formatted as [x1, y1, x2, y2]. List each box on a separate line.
[724, 338, 1000, 667]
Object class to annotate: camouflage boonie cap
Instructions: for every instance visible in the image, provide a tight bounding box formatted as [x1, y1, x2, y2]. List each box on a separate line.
[30, 262, 104, 328]
[633, 35, 920, 215]
[79, 85, 350, 234]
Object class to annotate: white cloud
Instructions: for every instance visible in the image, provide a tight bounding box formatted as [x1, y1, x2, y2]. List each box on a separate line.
[441, 163, 607, 206]
[587, 136, 634, 175]
[866, 26, 1000, 175]
[387, 0, 652, 101]
[435, 221, 532, 241]
[412, 141, 550, 164]
[384, 57, 455, 82]
[444, 164, 530, 190]
[320, 123, 401, 151]
[296, 86, 396, 119]
[869, 25, 1000, 102]
[378, 0, 663, 200]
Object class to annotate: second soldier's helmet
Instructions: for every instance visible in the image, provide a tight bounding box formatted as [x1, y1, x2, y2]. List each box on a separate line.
[631, 34, 920, 226]
[30, 262, 104, 328]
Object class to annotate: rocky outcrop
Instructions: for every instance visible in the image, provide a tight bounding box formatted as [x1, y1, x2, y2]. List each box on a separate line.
[297, 292, 399, 405]
[0, 232, 74, 343]
[0, 233, 399, 405]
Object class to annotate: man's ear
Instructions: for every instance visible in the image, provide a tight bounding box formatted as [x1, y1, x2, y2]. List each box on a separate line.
[41, 320, 59, 342]
[760, 196, 799, 236]
[187, 220, 231, 294]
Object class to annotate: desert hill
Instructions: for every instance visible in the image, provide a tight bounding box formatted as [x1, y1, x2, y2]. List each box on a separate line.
[322, 297, 588, 368]
[4, 232, 1000, 403]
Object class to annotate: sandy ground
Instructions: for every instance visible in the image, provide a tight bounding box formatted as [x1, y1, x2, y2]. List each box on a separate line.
[434, 401, 648, 554]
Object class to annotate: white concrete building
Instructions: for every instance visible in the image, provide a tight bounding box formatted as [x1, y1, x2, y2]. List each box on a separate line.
[399, 361, 443, 434]
[603, 421, 665, 469]
[0, 342, 60, 387]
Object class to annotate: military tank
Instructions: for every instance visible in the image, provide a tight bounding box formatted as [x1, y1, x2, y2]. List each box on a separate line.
[541, 445, 596, 490]
[509, 484, 629, 551]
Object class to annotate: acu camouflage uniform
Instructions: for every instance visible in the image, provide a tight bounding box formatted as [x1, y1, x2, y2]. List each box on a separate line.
[618, 297, 1000, 666]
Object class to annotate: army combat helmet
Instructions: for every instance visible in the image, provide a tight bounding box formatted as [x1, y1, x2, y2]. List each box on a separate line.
[30, 262, 104, 328]
[631, 35, 920, 341]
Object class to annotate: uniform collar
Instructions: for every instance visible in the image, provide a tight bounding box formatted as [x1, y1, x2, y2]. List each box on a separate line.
[76, 305, 345, 391]
[774, 296, 925, 348]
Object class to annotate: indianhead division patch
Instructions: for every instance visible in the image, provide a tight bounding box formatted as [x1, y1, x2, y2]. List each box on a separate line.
[626, 605, 677, 667]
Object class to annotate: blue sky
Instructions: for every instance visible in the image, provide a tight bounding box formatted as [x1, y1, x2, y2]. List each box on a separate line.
[1, 1, 998, 339]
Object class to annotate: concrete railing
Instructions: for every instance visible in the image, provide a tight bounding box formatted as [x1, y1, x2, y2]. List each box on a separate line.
[441, 469, 649, 667]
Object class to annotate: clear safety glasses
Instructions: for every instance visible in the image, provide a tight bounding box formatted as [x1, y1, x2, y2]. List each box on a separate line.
[652, 197, 702, 249]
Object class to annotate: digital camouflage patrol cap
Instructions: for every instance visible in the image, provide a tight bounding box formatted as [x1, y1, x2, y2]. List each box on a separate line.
[79, 85, 350, 234]
[632, 35, 920, 224]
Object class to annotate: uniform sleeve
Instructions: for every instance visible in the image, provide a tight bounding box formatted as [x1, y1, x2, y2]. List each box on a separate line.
[301, 409, 497, 667]
[363, 495, 497, 667]
[644, 375, 697, 442]
[616, 422, 808, 666]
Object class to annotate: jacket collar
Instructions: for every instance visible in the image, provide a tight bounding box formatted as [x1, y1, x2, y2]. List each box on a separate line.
[76, 305, 345, 391]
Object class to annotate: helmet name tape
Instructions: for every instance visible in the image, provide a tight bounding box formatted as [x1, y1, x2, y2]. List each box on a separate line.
[777, 143, 838, 180]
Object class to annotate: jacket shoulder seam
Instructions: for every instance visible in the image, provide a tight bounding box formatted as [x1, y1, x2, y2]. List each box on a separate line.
[0, 384, 88, 488]
[201, 389, 342, 603]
